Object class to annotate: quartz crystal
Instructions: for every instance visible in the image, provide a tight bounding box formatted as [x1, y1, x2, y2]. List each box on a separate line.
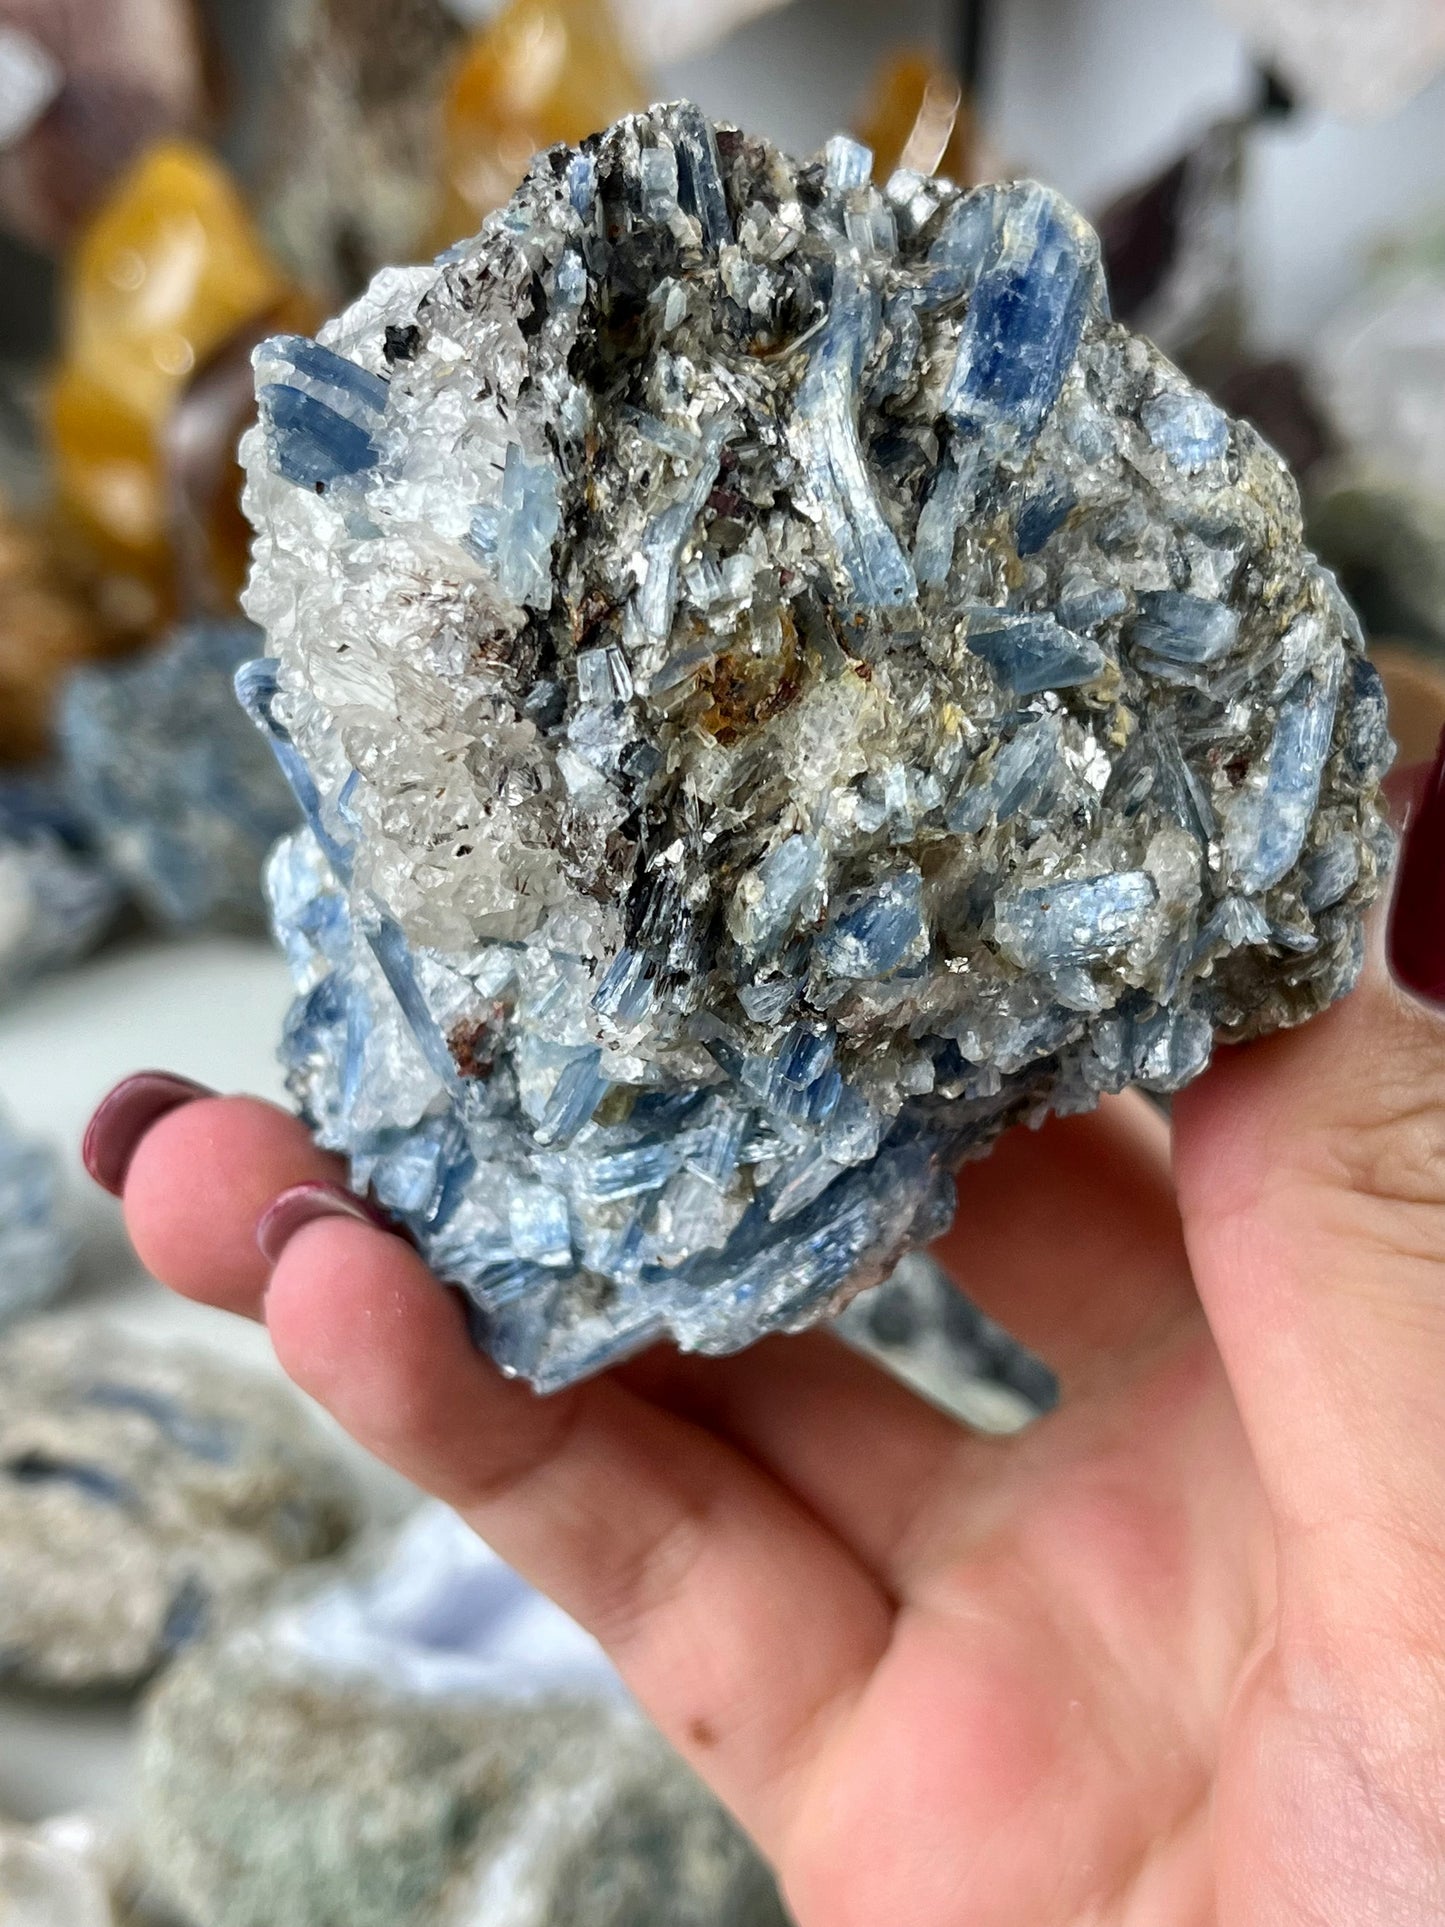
[139, 1503, 787, 1927]
[60, 622, 298, 931]
[0, 1314, 357, 1689]
[854, 49, 974, 189]
[240, 106, 1393, 1392]
[837, 1250, 1056, 1435]
[0, 1105, 75, 1329]
[0, 772, 118, 1002]
[49, 140, 293, 598]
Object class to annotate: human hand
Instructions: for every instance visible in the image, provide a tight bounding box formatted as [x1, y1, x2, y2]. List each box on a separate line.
[84, 763, 1445, 1927]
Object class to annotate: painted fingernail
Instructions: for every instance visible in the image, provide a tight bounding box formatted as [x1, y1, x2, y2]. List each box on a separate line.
[256, 1182, 399, 1266]
[1389, 726, 1445, 1009]
[82, 1072, 216, 1197]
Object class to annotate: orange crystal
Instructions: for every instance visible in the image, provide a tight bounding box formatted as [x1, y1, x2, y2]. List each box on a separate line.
[0, 502, 141, 764]
[855, 49, 978, 187]
[47, 140, 292, 596]
[436, 0, 647, 244]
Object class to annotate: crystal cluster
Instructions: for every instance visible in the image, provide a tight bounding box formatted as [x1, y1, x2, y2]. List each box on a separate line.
[0, 1314, 357, 1689]
[139, 1504, 786, 1927]
[240, 106, 1393, 1392]
[60, 621, 298, 931]
[0, 771, 118, 1003]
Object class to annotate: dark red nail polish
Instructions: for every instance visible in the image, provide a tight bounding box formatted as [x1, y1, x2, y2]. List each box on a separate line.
[256, 1182, 398, 1266]
[82, 1072, 216, 1197]
[1388, 726, 1445, 1008]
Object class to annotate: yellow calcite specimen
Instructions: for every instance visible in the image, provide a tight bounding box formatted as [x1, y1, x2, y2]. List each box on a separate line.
[0, 503, 140, 764]
[48, 140, 291, 594]
[436, 0, 647, 243]
[855, 49, 977, 186]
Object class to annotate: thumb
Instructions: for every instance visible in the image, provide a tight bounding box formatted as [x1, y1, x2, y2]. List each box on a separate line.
[1172, 748, 1445, 1631]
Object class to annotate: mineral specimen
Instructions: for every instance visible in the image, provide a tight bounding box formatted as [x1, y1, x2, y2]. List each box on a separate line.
[0, 499, 123, 765]
[0, 1813, 123, 1927]
[0, 771, 118, 1002]
[59, 622, 298, 931]
[836, 1250, 1056, 1434]
[0, 1315, 357, 1689]
[239, 106, 1393, 1392]
[48, 139, 294, 600]
[0, 1105, 75, 1329]
[138, 1504, 787, 1927]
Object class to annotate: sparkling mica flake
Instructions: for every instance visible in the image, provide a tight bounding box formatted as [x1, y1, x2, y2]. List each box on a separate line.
[238, 105, 1393, 1392]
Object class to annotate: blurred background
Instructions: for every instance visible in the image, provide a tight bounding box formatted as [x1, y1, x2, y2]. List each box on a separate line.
[1, 1, 1444, 1920]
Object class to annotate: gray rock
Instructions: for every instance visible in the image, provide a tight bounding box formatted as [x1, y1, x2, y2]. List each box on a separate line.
[138, 1504, 788, 1927]
[58, 622, 298, 934]
[0, 1316, 358, 1689]
[0, 773, 118, 1005]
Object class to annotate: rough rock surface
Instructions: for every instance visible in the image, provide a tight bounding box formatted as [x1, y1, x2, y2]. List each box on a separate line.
[138, 1504, 787, 1927]
[0, 773, 118, 1003]
[238, 105, 1393, 1390]
[0, 1316, 358, 1689]
[59, 622, 297, 932]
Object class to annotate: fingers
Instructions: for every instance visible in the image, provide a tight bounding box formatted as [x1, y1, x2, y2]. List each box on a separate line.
[934, 1091, 1199, 1391]
[263, 1216, 891, 1850]
[1173, 850, 1445, 1633]
[119, 1092, 345, 1317]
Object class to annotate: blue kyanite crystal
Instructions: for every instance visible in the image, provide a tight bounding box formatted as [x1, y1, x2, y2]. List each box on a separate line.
[0, 1107, 76, 1329]
[59, 622, 298, 931]
[236, 105, 1393, 1391]
[0, 773, 118, 1004]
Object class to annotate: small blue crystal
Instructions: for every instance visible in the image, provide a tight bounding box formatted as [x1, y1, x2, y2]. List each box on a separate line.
[943, 182, 1102, 456]
[1229, 658, 1343, 894]
[818, 869, 926, 978]
[994, 872, 1158, 967]
[1132, 591, 1239, 665]
[965, 612, 1104, 695]
[257, 337, 389, 491]
[470, 443, 563, 612]
[1141, 391, 1229, 472]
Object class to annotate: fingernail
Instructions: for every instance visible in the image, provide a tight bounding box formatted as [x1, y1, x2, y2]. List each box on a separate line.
[82, 1072, 216, 1197]
[256, 1181, 399, 1266]
[1388, 725, 1445, 1008]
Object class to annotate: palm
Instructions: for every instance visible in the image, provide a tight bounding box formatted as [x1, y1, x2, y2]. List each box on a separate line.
[119, 949, 1445, 1926]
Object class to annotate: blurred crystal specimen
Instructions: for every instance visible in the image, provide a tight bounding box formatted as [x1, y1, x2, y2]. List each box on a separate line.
[0, 498, 125, 764]
[0, 771, 118, 1002]
[48, 140, 293, 604]
[1212, 0, 1445, 120]
[854, 49, 974, 188]
[434, 0, 646, 243]
[258, 0, 464, 304]
[0, 1105, 75, 1329]
[138, 1503, 787, 1927]
[0, 1, 210, 252]
[240, 106, 1393, 1392]
[0, 1813, 129, 1927]
[0, 1314, 358, 1690]
[837, 1251, 1056, 1434]
[58, 621, 297, 931]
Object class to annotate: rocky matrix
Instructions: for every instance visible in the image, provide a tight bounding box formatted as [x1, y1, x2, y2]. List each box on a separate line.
[238, 105, 1393, 1392]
